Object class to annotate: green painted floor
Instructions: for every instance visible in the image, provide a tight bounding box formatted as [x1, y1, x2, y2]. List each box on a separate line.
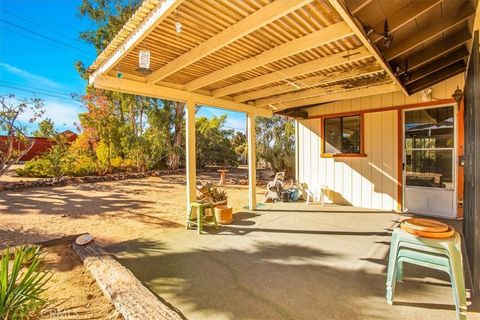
[106, 204, 480, 320]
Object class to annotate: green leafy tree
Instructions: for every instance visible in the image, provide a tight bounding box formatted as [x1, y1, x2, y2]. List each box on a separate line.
[34, 118, 55, 138]
[196, 115, 238, 169]
[232, 131, 247, 164]
[256, 115, 295, 177]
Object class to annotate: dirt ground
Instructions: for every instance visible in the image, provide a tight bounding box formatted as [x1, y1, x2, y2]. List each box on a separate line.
[0, 168, 270, 319]
[39, 244, 121, 320]
[0, 170, 268, 247]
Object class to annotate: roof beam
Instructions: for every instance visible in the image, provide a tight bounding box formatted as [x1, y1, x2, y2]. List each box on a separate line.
[93, 76, 272, 117]
[406, 46, 469, 84]
[406, 61, 467, 94]
[184, 21, 354, 91]
[407, 30, 471, 71]
[146, 0, 313, 84]
[384, 4, 475, 61]
[350, 0, 374, 14]
[89, 0, 184, 83]
[370, 0, 443, 43]
[275, 83, 400, 109]
[254, 65, 383, 106]
[236, 63, 381, 103]
[214, 47, 371, 98]
[327, 0, 408, 95]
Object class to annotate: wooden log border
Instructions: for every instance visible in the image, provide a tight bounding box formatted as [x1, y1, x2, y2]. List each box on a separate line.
[72, 239, 184, 320]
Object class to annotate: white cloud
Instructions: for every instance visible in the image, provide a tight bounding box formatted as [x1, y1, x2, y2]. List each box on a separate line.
[17, 98, 83, 133]
[0, 62, 61, 88]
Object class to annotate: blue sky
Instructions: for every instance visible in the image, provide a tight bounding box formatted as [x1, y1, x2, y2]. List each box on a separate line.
[0, 0, 245, 134]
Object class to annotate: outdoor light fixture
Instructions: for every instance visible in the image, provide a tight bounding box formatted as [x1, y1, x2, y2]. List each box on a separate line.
[175, 21, 182, 34]
[382, 19, 393, 48]
[363, 19, 394, 48]
[420, 88, 432, 102]
[452, 86, 464, 104]
[136, 49, 152, 75]
[174, 8, 182, 35]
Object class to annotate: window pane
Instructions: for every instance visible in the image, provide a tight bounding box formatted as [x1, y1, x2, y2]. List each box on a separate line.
[405, 106, 454, 148]
[405, 149, 453, 189]
[342, 116, 361, 153]
[324, 118, 341, 154]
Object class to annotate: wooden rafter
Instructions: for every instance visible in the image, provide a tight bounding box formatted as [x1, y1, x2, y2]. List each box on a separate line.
[145, 0, 313, 84]
[370, 0, 444, 43]
[384, 4, 475, 61]
[407, 30, 471, 71]
[183, 21, 354, 91]
[254, 65, 383, 106]
[89, 0, 184, 83]
[406, 46, 469, 84]
[256, 75, 388, 107]
[350, 0, 374, 14]
[274, 82, 399, 109]
[237, 63, 382, 103]
[213, 47, 372, 98]
[94, 76, 272, 117]
[327, 0, 408, 95]
[406, 61, 467, 93]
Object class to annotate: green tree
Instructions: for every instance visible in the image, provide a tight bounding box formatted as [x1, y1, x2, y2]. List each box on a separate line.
[256, 115, 295, 177]
[34, 118, 55, 138]
[196, 115, 238, 169]
[232, 131, 247, 164]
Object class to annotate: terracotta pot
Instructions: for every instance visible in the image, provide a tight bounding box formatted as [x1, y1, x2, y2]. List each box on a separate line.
[215, 205, 233, 225]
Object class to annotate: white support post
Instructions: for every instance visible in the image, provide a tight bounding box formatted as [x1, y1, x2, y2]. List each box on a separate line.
[185, 100, 196, 212]
[247, 112, 257, 210]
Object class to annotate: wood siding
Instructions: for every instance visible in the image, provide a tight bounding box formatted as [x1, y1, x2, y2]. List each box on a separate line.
[296, 74, 465, 211]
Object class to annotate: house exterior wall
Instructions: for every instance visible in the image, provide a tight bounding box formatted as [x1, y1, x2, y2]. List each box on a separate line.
[296, 74, 465, 212]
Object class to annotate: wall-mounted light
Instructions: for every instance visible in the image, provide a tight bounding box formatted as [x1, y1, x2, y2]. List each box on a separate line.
[452, 86, 464, 104]
[420, 88, 432, 102]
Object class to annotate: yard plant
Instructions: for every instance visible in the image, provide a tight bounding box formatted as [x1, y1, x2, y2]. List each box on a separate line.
[0, 245, 52, 320]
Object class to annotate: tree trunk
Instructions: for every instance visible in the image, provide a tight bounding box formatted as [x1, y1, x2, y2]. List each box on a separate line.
[168, 101, 185, 170]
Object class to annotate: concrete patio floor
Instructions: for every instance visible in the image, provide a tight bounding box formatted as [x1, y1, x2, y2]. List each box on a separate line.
[106, 204, 480, 320]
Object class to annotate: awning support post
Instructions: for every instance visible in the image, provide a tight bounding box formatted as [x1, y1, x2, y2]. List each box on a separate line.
[247, 112, 257, 210]
[185, 100, 196, 213]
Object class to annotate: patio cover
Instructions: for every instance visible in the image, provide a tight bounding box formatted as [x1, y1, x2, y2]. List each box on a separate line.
[87, 0, 478, 210]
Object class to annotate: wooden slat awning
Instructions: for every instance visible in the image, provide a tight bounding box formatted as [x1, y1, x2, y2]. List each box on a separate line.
[88, 0, 479, 115]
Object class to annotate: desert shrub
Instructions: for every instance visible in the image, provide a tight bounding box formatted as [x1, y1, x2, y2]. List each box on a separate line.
[68, 155, 97, 176]
[0, 245, 52, 320]
[16, 157, 52, 178]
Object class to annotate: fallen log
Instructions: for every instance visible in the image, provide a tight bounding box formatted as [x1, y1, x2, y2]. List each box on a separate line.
[72, 239, 184, 320]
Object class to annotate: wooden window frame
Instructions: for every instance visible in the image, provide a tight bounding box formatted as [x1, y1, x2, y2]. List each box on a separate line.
[320, 113, 367, 158]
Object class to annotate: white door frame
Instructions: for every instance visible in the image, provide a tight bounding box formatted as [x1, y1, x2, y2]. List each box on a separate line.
[402, 103, 458, 218]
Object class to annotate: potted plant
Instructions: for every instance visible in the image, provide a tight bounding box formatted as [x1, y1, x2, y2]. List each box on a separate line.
[196, 181, 232, 224]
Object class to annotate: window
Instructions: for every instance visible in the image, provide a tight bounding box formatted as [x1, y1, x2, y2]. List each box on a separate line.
[323, 115, 363, 156]
[404, 106, 455, 189]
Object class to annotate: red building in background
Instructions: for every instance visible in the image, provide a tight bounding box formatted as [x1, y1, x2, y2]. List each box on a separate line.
[0, 130, 77, 161]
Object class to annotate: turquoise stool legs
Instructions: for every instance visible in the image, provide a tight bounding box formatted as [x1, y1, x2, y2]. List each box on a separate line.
[386, 228, 467, 320]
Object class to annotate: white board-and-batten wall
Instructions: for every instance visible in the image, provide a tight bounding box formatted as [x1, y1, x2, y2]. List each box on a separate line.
[295, 74, 465, 212]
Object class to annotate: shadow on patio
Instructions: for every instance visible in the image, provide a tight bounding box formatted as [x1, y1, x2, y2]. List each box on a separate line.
[106, 207, 480, 320]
